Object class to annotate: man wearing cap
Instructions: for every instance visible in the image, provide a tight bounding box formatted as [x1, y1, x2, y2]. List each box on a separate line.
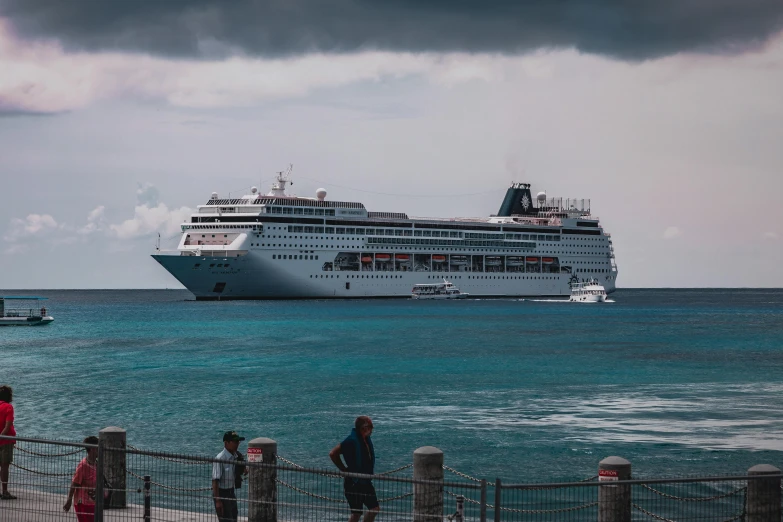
[212, 431, 245, 522]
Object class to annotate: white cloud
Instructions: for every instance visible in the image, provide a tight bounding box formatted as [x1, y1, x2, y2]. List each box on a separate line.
[764, 231, 779, 240]
[107, 183, 193, 239]
[78, 206, 106, 235]
[109, 203, 191, 240]
[663, 226, 683, 239]
[74, 185, 191, 240]
[4, 213, 59, 242]
[135, 184, 160, 207]
[3, 186, 190, 249]
[107, 185, 191, 240]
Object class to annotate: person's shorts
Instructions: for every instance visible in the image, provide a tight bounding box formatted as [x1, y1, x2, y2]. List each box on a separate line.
[0, 444, 13, 465]
[344, 480, 379, 514]
[75, 502, 95, 522]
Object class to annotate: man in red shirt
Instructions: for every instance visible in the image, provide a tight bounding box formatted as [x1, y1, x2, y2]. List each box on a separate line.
[0, 384, 16, 500]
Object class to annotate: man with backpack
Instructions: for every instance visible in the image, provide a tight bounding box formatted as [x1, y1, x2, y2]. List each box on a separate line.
[329, 416, 379, 522]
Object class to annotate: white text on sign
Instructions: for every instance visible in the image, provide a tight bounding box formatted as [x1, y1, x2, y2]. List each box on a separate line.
[248, 448, 263, 463]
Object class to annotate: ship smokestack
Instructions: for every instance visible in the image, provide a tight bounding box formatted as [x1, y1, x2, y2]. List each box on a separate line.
[497, 183, 536, 216]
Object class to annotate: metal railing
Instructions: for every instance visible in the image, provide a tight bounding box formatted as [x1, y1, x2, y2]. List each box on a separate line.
[2, 435, 781, 522]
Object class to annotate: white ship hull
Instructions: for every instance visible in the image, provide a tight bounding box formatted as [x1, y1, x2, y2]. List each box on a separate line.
[0, 316, 54, 326]
[153, 251, 617, 300]
[569, 294, 607, 303]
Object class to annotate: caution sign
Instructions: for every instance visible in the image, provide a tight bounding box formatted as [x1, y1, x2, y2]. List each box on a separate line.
[248, 447, 263, 463]
[599, 469, 618, 486]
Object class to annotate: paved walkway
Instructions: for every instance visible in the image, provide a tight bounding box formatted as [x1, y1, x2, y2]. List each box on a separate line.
[0, 488, 244, 521]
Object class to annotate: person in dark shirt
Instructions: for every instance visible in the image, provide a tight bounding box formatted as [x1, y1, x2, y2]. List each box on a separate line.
[329, 416, 379, 522]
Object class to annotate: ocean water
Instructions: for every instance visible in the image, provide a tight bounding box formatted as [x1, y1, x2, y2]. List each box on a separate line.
[1, 289, 782, 483]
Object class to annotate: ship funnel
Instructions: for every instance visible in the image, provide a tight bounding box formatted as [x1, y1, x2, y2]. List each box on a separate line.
[497, 183, 536, 216]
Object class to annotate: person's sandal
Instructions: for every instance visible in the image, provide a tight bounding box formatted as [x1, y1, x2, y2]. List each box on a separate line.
[1, 492, 17, 500]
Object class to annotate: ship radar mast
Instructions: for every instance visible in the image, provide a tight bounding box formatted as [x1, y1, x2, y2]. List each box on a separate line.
[267, 164, 293, 197]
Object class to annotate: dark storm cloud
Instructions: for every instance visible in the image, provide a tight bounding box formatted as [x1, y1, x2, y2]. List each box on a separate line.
[2, 0, 783, 60]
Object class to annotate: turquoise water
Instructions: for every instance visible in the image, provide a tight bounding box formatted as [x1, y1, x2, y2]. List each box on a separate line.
[1, 289, 782, 482]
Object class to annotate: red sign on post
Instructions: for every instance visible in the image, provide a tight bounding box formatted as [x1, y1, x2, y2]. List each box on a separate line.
[248, 447, 263, 463]
[599, 469, 619, 486]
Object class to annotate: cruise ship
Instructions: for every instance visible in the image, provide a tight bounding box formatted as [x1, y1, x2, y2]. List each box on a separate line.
[152, 171, 618, 299]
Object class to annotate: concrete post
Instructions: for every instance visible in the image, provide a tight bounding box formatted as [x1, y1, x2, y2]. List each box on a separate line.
[413, 446, 443, 522]
[598, 456, 631, 522]
[99, 427, 127, 508]
[248, 437, 277, 522]
[746, 464, 781, 522]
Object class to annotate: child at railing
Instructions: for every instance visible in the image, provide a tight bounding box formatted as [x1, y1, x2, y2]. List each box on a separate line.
[63, 436, 99, 522]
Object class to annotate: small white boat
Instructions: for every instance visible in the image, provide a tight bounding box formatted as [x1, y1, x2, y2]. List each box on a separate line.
[569, 279, 607, 303]
[412, 280, 468, 300]
[0, 296, 54, 326]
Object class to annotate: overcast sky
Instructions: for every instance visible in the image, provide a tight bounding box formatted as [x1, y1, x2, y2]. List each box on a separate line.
[1, 1, 782, 289]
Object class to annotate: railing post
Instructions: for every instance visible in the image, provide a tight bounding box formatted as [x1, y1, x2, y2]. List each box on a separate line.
[479, 479, 487, 522]
[746, 464, 781, 522]
[598, 456, 631, 522]
[99, 426, 127, 508]
[144, 475, 151, 522]
[493, 479, 501, 522]
[455, 495, 465, 522]
[413, 446, 443, 522]
[248, 437, 277, 522]
[94, 439, 105, 522]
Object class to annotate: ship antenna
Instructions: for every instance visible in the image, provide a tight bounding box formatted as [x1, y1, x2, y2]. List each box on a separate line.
[268, 164, 294, 197]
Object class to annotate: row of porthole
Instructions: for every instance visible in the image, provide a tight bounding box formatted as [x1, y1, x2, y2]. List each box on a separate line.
[261, 246, 605, 259]
[308, 274, 562, 281]
[310, 274, 407, 279]
[256, 243, 605, 257]
[467, 275, 558, 280]
[273, 254, 319, 260]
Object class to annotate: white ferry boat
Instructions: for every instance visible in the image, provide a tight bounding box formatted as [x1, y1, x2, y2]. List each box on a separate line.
[153, 169, 618, 300]
[412, 280, 467, 300]
[0, 297, 54, 326]
[569, 279, 607, 303]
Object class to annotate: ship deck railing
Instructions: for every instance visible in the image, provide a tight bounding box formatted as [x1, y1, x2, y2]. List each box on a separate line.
[2, 308, 48, 318]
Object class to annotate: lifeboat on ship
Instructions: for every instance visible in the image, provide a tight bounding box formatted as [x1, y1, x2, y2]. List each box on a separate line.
[506, 257, 524, 266]
[526, 257, 539, 264]
[395, 254, 410, 261]
[485, 257, 502, 266]
[432, 255, 446, 263]
[542, 258, 555, 265]
[450, 256, 468, 265]
[361, 256, 372, 264]
[375, 254, 391, 262]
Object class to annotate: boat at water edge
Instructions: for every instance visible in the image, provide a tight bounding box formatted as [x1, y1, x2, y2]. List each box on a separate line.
[569, 279, 607, 303]
[0, 297, 54, 326]
[411, 280, 468, 300]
